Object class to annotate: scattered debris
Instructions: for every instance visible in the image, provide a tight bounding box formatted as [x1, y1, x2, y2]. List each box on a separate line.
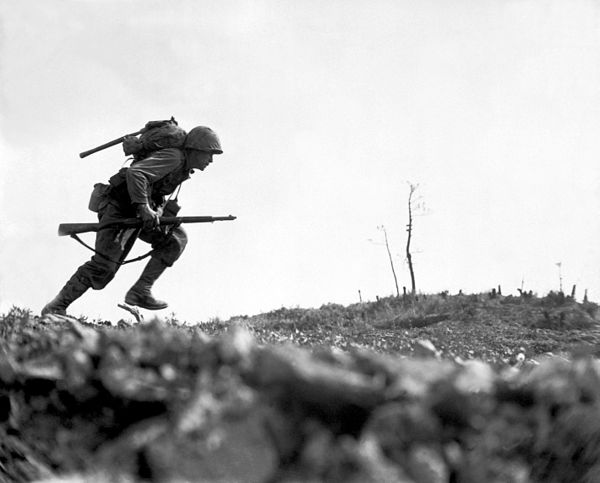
[118, 303, 144, 323]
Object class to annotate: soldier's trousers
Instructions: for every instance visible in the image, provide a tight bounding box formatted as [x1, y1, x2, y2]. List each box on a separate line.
[72, 200, 188, 290]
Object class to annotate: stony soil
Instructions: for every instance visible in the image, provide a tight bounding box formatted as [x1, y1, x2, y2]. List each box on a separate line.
[1, 292, 600, 483]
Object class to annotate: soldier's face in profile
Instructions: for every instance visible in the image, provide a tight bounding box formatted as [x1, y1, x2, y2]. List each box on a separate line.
[187, 150, 213, 171]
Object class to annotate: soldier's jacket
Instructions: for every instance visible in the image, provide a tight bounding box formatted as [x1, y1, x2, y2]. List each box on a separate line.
[107, 148, 191, 215]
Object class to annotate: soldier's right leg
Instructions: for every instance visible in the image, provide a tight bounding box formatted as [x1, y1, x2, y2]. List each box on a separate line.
[125, 226, 188, 310]
[41, 226, 138, 316]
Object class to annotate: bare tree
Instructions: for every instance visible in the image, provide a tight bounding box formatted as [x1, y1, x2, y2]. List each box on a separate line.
[406, 183, 418, 296]
[556, 262, 563, 293]
[378, 225, 400, 297]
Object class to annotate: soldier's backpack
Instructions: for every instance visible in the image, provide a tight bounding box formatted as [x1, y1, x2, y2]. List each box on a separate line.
[123, 117, 187, 161]
[84, 117, 187, 212]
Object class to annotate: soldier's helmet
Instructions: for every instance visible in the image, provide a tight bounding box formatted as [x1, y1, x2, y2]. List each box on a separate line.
[184, 126, 223, 154]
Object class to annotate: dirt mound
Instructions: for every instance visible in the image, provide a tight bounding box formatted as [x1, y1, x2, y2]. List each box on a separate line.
[2, 305, 600, 482]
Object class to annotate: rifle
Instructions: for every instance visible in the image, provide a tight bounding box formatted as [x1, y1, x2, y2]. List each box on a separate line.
[58, 215, 236, 237]
[78, 117, 180, 158]
[79, 130, 143, 158]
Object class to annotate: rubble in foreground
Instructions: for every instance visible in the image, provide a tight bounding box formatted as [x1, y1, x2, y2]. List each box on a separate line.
[1, 295, 600, 482]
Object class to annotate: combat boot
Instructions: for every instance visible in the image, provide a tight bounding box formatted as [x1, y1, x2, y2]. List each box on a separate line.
[41, 275, 90, 316]
[124, 257, 169, 310]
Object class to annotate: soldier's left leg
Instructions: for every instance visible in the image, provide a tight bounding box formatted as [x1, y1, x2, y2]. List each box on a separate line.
[124, 226, 188, 310]
[42, 226, 138, 316]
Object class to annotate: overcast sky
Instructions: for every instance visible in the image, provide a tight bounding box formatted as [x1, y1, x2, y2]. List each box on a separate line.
[1, 0, 599, 323]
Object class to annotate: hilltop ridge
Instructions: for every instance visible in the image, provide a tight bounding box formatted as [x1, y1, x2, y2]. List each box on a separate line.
[200, 291, 600, 364]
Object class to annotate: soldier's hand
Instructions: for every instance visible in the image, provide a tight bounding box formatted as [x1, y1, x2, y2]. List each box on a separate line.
[123, 135, 143, 156]
[136, 203, 160, 230]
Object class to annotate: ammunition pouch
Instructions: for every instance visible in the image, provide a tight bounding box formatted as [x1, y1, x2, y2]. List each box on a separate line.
[162, 199, 181, 217]
[108, 167, 128, 187]
[88, 183, 110, 213]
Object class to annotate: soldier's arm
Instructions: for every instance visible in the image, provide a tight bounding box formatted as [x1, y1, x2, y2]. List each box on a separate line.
[125, 148, 185, 205]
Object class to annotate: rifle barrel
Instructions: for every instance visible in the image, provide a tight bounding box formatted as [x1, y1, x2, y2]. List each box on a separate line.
[79, 130, 142, 159]
[162, 215, 237, 224]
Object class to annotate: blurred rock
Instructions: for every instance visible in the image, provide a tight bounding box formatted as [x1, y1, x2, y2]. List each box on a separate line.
[453, 360, 495, 394]
[143, 405, 276, 483]
[385, 358, 455, 399]
[405, 445, 448, 483]
[248, 345, 386, 412]
[217, 326, 256, 368]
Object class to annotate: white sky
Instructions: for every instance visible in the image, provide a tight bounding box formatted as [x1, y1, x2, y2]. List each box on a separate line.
[1, 0, 599, 322]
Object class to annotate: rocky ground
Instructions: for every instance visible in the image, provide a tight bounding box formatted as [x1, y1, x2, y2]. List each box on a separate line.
[1, 292, 600, 482]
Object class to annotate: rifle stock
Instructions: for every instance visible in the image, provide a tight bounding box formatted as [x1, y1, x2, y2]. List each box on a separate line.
[58, 215, 236, 237]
